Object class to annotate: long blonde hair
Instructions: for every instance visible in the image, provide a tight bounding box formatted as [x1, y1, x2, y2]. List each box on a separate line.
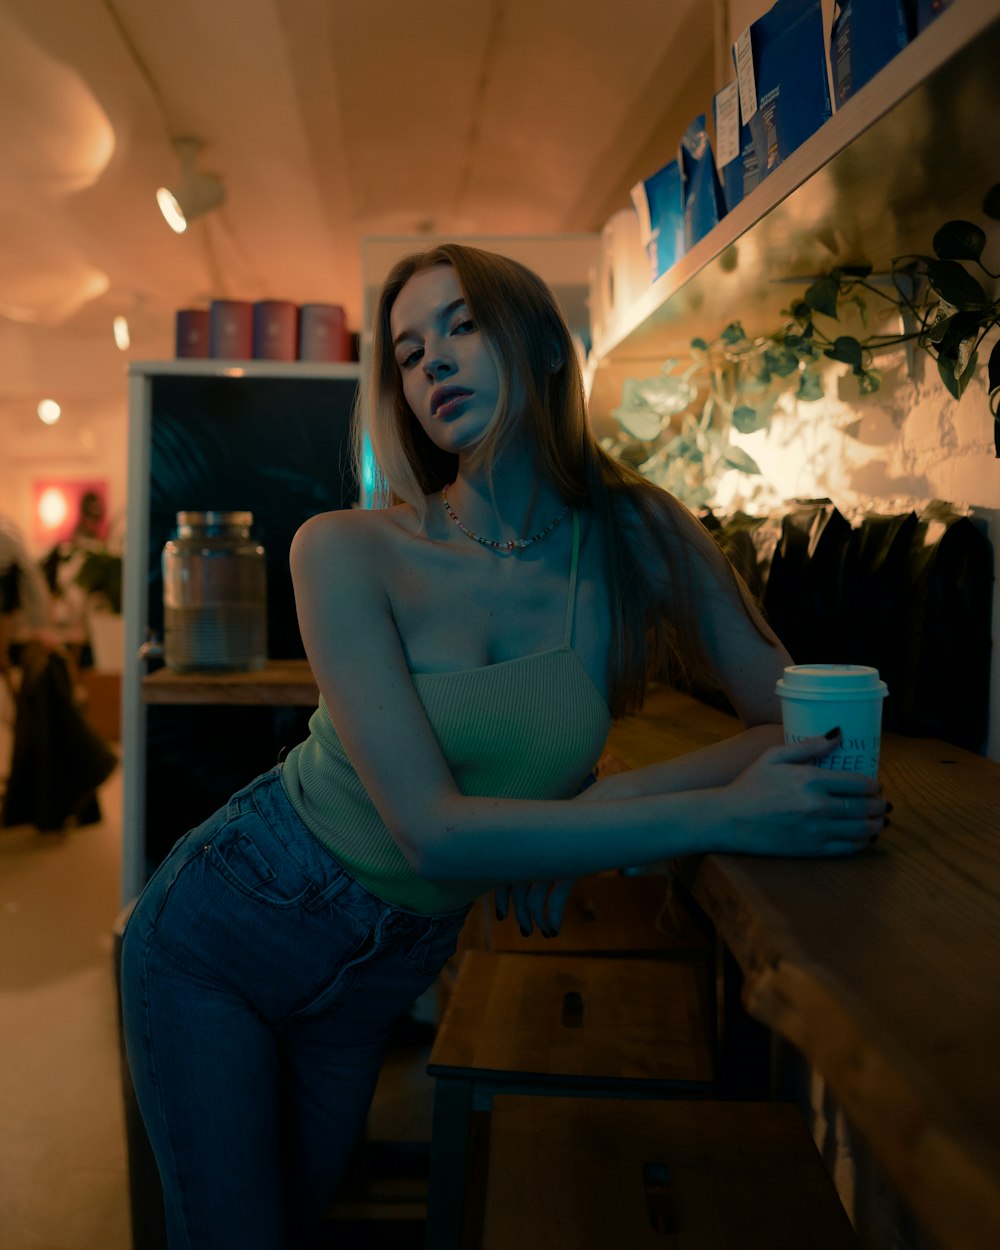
[359, 243, 770, 718]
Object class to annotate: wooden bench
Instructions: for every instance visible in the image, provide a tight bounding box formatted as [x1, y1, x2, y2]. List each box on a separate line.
[484, 870, 712, 958]
[480, 1094, 861, 1249]
[425, 950, 716, 1249]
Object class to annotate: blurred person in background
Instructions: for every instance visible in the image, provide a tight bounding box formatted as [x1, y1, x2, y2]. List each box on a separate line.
[1, 512, 116, 832]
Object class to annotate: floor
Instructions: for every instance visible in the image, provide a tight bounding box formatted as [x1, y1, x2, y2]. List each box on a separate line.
[0, 742, 130, 1250]
[0, 702, 437, 1250]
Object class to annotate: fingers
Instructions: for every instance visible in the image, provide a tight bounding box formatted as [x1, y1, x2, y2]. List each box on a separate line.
[828, 794, 886, 822]
[806, 792, 890, 853]
[503, 880, 576, 938]
[544, 879, 575, 936]
[765, 729, 843, 766]
[514, 881, 549, 936]
[766, 732, 883, 796]
[494, 884, 510, 922]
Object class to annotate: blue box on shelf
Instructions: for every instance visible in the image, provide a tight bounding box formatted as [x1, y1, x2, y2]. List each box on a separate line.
[630, 160, 685, 282]
[831, 0, 911, 105]
[679, 115, 729, 249]
[713, 85, 760, 213]
[738, 0, 832, 180]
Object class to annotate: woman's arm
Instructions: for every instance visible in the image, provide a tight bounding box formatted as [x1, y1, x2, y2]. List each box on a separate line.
[585, 499, 793, 803]
[291, 512, 882, 886]
[582, 723, 785, 801]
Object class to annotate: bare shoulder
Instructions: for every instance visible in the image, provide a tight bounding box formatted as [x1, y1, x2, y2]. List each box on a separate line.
[291, 504, 416, 581]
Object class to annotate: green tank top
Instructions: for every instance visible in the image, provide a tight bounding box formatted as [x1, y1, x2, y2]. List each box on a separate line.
[281, 510, 611, 914]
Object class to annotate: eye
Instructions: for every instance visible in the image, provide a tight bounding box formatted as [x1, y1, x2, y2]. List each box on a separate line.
[398, 345, 423, 370]
[451, 318, 476, 336]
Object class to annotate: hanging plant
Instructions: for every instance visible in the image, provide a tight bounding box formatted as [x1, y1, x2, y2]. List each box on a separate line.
[604, 184, 1000, 492]
[785, 183, 1000, 452]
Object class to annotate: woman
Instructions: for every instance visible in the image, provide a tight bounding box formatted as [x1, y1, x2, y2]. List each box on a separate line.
[121, 244, 885, 1249]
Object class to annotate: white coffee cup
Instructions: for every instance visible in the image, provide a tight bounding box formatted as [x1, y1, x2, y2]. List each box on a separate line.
[775, 664, 888, 778]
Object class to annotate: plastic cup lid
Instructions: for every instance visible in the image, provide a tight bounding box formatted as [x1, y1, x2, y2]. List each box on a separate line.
[776, 663, 887, 696]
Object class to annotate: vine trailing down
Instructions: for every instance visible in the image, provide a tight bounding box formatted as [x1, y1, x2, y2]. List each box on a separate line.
[605, 183, 1000, 505]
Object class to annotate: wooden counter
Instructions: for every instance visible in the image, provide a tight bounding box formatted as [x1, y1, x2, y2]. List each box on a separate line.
[606, 686, 1000, 1250]
[141, 658, 318, 706]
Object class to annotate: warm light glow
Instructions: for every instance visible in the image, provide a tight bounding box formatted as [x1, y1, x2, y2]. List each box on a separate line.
[156, 186, 187, 233]
[113, 315, 131, 350]
[37, 398, 61, 424]
[37, 486, 69, 531]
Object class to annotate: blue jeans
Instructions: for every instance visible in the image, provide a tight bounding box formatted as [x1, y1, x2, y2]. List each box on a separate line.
[120, 767, 469, 1250]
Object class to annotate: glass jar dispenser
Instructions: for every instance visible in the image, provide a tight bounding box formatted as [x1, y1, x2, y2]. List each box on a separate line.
[162, 511, 267, 673]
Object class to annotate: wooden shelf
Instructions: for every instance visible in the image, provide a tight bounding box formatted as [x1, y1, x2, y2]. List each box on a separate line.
[141, 658, 318, 706]
[585, 0, 1000, 426]
[127, 359, 360, 381]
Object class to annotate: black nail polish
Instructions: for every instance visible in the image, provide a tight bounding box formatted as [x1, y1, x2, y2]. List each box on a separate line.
[886, 801, 894, 814]
[825, 726, 842, 740]
[519, 925, 530, 937]
[495, 907, 504, 922]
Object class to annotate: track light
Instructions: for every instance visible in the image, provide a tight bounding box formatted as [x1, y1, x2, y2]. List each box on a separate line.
[156, 137, 225, 234]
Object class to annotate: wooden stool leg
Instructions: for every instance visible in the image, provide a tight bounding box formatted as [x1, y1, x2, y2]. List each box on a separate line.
[425, 1078, 475, 1250]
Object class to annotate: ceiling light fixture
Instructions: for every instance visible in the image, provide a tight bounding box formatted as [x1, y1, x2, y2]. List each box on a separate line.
[156, 136, 225, 234]
[37, 399, 62, 425]
[113, 315, 131, 351]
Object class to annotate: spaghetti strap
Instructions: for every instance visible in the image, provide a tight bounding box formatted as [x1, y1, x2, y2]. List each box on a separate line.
[563, 509, 580, 648]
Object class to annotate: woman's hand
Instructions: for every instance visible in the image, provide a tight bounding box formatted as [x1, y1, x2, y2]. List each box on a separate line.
[494, 878, 576, 938]
[722, 731, 888, 857]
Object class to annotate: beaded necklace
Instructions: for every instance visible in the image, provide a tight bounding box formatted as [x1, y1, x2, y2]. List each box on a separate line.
[441, 485, 570, 554]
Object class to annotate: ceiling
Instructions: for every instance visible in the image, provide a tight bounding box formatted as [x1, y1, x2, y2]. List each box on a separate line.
[0, 0, 715, 444]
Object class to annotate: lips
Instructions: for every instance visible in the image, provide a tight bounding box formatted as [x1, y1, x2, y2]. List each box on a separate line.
[431, 385, 473, 418]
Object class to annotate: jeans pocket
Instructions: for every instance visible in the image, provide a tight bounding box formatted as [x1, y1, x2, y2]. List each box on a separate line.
[405, 913, 467, 976]
[208, 815, 320, 908]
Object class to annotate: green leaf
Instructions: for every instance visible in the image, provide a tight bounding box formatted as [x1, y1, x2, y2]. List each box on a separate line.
[732, 404, 764, 433]
[933, 312, 986, 363]
[925, 259, 987, 307]
[720, 321, 747, 345]
[690, 337, 709, 352]
[823, 336, 865, 372]
[796, 369, 825, 401]
[983, 184, 1000, 221]
[804, 276, 840, 319]
[937, 354, 962, 400]
[722, 445, 762, 474]
[858, 369, 882, 395]
[790, 301, 813, 323]
[932, 219, 987, 262]
[987, 338, 1000, 395]
[763, 345, 799, 377]
[936, 349, 978, 400]
[927, 311, 957, 344]
[954, 335, 977, 380]
[956, 348, 979, 396]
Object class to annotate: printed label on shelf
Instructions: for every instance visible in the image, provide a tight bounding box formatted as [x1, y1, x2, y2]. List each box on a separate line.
[735, 27, 758, 123]
[715, 81, 741, 169]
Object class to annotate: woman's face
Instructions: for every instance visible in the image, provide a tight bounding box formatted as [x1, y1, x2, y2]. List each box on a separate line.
[389, 265, 500, 458]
